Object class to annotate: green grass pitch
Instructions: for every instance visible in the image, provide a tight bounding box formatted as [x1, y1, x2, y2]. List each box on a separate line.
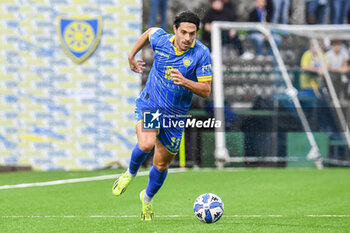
[0, 168, 349, 232]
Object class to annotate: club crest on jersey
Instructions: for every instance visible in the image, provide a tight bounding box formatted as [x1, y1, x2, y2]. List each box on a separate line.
[183, 57, 193, 67]
[58, 16, 102, 63]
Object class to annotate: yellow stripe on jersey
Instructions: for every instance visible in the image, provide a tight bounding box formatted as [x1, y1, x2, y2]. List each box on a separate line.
[197, 75, 212, 82]
[164, 146, 178, 156]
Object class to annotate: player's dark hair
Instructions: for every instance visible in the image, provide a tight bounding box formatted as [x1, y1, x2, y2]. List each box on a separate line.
[174, 11, 200, 31]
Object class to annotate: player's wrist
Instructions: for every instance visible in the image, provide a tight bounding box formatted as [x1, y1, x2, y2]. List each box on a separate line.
[128, 53, 135, 61]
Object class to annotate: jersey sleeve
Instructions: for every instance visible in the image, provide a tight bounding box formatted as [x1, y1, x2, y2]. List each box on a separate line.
[301, 51, 312, 68]
[196, 48, 213, 82]
[149, 28, 167, 50]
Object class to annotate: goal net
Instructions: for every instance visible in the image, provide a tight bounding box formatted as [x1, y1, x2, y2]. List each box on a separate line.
[211, 22, 350, 169]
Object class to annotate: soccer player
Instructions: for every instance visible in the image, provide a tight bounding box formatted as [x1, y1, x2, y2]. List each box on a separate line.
[112, 11, 212, 221]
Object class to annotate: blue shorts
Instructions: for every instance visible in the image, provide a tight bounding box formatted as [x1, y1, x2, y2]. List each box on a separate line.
[135, 99, 184, 155]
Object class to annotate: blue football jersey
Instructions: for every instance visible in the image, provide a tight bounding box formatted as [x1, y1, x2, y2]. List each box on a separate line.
[136, 28, 212, 114]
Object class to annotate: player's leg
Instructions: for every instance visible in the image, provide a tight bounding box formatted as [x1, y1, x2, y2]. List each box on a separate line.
[146, 138, 175, 198]
[140, 126, 182, 220]
[130, 121, 158, 175]
[140, 139, 176, 220]
[112, 121, 157, 196]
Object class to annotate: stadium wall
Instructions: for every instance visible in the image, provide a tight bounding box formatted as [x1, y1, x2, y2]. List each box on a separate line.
[0, 0, 142, 170]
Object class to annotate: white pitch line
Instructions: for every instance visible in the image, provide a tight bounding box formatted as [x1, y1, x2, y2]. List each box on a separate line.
[307, 215, 350, 217]
[227, 215, 283, 218]
[0, 168, 186, 190]
[0, 215, 186, 218]
[1, 215, 350, 218]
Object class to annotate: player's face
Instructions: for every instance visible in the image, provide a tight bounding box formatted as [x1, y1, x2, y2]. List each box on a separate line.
[173, 22, 197, 52]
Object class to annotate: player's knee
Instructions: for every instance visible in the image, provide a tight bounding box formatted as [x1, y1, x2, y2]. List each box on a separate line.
[138, 140, 155, 152]
[154, 162, 169, 171]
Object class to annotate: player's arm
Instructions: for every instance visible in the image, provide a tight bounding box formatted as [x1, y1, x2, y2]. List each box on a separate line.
[128, 27, 159, 73]
[170, 69, 211, 98]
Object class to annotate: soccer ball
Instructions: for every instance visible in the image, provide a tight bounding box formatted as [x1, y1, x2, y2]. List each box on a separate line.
[193, 193, 224, 223]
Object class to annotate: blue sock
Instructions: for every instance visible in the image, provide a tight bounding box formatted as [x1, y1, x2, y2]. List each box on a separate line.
[129, 144, 150, 175]
[146, 166, 168, 198]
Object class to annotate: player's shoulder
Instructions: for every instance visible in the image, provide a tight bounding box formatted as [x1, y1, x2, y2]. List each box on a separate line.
[193, 39, 211, 58]
[149, 28, 170, 39]
[149, 28, 172, 48]
[193, 39, 211, 54]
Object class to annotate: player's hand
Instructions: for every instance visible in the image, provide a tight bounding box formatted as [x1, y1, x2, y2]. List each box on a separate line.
[170, 69, 187, 86]
[129, 58, 145, 73]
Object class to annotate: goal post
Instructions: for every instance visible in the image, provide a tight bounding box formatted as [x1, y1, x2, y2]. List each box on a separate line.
[212, 21, 230, 169]
[211, 22, 350, 168]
